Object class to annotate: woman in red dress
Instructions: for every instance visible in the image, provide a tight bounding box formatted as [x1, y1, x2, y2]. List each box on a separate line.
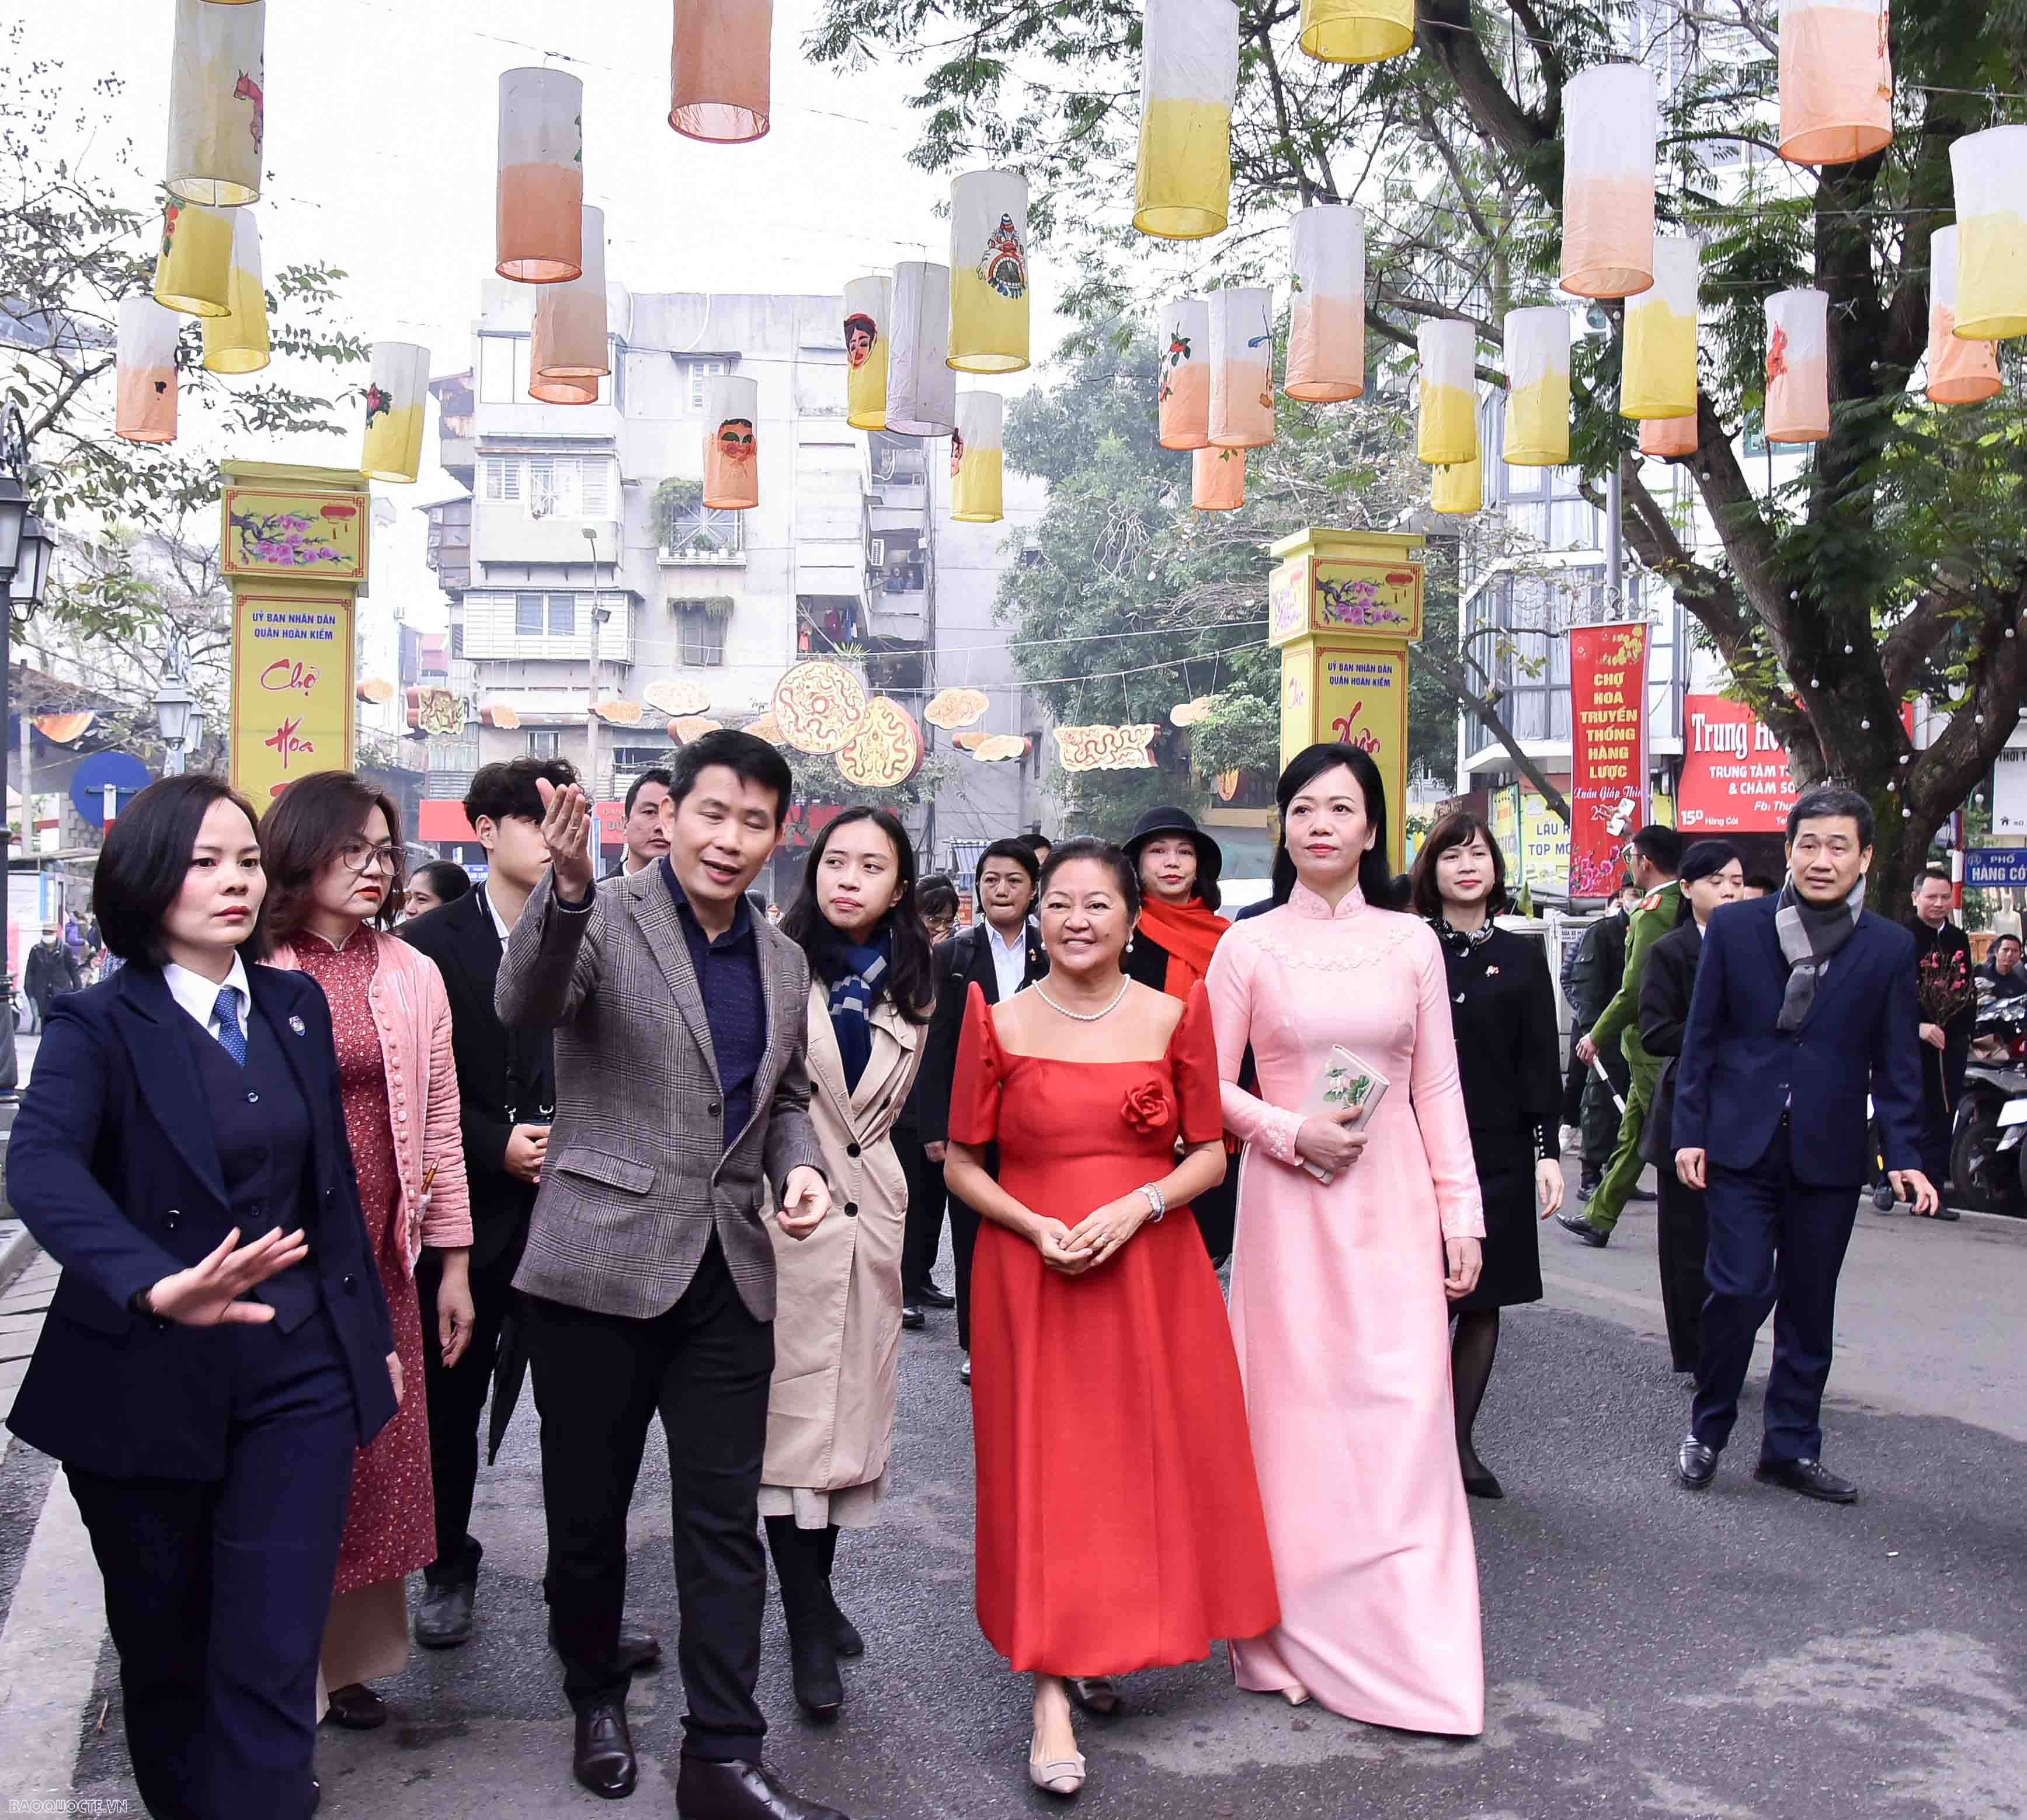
[262, 772, 474, 1731]
[945, 838, 1278, 1799]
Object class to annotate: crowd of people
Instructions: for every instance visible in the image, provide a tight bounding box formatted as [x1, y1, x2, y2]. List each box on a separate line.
[0, 729, 1975, 1818]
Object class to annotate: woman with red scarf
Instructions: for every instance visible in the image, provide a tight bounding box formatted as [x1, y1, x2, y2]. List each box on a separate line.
[1124, 806, 1240, 1262]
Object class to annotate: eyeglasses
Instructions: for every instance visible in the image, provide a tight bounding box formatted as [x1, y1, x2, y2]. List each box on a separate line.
[337, 840, 401, 875]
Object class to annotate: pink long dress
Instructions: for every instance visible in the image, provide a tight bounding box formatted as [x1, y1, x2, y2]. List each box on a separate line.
[1204, 883, 1487, 1737]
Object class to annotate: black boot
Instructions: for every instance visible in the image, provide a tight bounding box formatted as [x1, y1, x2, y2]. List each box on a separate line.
[767, 1517, 844, 1719]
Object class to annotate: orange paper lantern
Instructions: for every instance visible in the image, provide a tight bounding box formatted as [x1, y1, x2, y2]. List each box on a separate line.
[116, 296, 181, 445]
[1286, 204, 1365, 402]
[1192, 446, 1244, 511]
[703, 374, 760, 510]
[496, 68, 584, 284]
[670, 0, 771, 144]
[1764, 287, 1830, 444]
[1209, 286, 1275, 449]
[1778, 0, 1892, 168]
[1639, 413, 1698, 459]
[1559, 64, 1656, 301]
[1925, 227, 2001, 406]
[1157, 297, 1210, 450]
[531, 204, 609, 405]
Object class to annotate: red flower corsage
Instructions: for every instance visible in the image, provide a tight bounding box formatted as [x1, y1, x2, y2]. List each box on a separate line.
[1121, 1080, 1173, 1135]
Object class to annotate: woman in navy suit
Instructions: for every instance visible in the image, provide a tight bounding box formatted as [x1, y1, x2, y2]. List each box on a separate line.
[5, 774, 400, 1820]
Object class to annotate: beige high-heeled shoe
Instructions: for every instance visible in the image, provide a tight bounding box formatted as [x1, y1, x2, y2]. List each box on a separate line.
[1281, 1684, 1312, 1707]
[1028, 1735, 1087, 1797]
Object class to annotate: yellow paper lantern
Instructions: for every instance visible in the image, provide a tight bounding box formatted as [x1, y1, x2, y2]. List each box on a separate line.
[531, 204, 609, 405]
[497, 68, 584, 284]
[153, 198, 234, 319]
[1134, 0, 1240, 241]
[1298, 0, 1413, 64]
[1778, 0, 1892, 167]
[1764, 288, 1830, 444]
[886, 262, 956, 438]
[704, 374, 761, 510]
[1502, 307, 1569, 468]
[1417, 319, 1477, 467]
[670, 0, 771, 144]
[1286, 204, 1365, 402]
[1157, 297, 1211, 450]
[1639, 413, 1698, 459]
[1209, 286, 1275, 450]
[361, 342, 430, 485]
[1192, 446, 1244, 511]
[1432, 456, 1482, 516]
[1559, 64, 1656, 301]
[203, 207, 269, 375]
[949, 169, 1030, 374]
[1926, 226, 2001, 406]
[1949, 126, 2027, 340]
[116, 297, 180, 446]
[1621, 234, 1700, 420]
[167, 0, 264, 207]
[952, 392, 1004, 524]
[843, 276, 891, 431]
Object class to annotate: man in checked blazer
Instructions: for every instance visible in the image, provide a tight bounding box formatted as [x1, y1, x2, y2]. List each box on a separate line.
[496, 729, 847, 1820]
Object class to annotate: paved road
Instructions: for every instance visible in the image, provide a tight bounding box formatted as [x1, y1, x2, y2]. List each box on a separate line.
[3, 1195, 2025, 1819]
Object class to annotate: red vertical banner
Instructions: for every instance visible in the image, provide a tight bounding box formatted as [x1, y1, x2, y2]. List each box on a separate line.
[1568, 622, 1651, 898]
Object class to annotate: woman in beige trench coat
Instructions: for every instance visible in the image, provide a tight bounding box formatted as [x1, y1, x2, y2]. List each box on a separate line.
[769, 806, 935, 1719]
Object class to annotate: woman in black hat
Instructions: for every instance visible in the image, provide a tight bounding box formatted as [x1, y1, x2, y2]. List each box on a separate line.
[1123, 806, 1239, 1263]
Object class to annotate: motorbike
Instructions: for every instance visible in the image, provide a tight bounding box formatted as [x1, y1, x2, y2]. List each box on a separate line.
[1949, 990, 2027, 1215]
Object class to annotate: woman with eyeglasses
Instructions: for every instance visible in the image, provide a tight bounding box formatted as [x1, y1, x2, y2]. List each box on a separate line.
[261, 771, 475, 1732]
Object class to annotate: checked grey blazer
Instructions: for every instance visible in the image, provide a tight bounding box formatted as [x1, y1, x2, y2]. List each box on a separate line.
[496, 866, 826, 1323]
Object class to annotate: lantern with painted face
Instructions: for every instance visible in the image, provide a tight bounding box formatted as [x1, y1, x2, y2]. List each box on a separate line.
[950, 170, 1030, 374]
[531, 204, 610, 405]
[1298, 0, 1413, 64]
[1559, 64, 1657, 301]
[361, 343, 431, 485]
[167, 0, 265, 207]
[1417, 318, 1477, 467]
[1209, 286, 1275, 449]
[1157, 297, 1211, 450]
[153, 198, 235, 319]
[117, 297, 181, 445]
[1134, 0, 1241, 241]
[1286, 204, 1365, 402]
[952, 392, 1004, 524]
[497, 68, 584, 284]
[1502, 307, 1569, 468]
[704, 374, 761, 510]
[1621, 234, 1701, 420]
[1778, 0, 1892, 168]
[670, 0, 771, 143]
[1949, 125, 2027, 341]
[1925, 226, 2001, 406]
[886, 261, 957, 439]
[1764, 287, 1830, 444]
[1192, 446, 1244, 511]
[202, 207, 270, 375]
[843, 276, 889, 430]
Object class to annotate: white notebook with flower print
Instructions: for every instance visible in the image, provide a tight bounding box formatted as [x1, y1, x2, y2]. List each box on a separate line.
[1296, 1046, 1390, 1185]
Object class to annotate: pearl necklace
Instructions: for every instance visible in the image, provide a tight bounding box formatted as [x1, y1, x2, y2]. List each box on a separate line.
[1033, 979, 1131, 1022]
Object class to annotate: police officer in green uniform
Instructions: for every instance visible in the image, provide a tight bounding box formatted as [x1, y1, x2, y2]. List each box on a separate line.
[1558, 824, 1683, 1247]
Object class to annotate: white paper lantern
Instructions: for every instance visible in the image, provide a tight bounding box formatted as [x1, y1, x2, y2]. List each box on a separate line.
[1157, 297, 1211, 450]
[843, 276, 891, 431]
[1559, 64, 1657, 301]
[1925, 226, 2001, 406]
[116, 297, 182, 445]
[497, 68, 585, 284]
[1503, 307, 1570, 468]
[1777, 0, 1892, 168]
[1134, 0, 1241, 241]
[949, 169, 1030, 374]
[1286, 204, 1365, 402]
[1949, 125, 2027, 341]
[361, 342, 430, 485]
[704, 374, 760, 510]
[1209, 286, 1275, 449]
[202, 207, 269, 375]
[1621, 235, 1701, 420]
[167, 0, 265, 206]
[1764, 287, 1830, 444]
[1417, 319, 1477, 467]
[886, 261, 956, 438]
[531, 205, 610, 405]
[952, 392, 1004, 524]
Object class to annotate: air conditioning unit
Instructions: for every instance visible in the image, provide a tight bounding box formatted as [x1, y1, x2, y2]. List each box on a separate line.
[868, 538, 885, 566]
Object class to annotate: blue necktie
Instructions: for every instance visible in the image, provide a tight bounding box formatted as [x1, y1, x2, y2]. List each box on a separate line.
[214, 987, 247, 1066]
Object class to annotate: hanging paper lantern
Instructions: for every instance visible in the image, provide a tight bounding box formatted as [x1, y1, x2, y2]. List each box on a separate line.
[361, 342, 430, 485]
[167, 0, 265, 207]
[531, 204, 610, 405]
[1417, 319, 1477, 466]
[952, 392, 1004, 524]
[837, 698, 926, 789]
[924, 687, 990, 730]
[670, 0, 771, 143]
[1502, 307, 1570, 468]
[1192, 446, 1244, 511]
[1157, 297, 1211, 450]
[1948, 126, 2027, 341]
[1134, 0, 1241, 241]
[973, 734, 1030, 763]
[1055, 725, 1158, 772]
[1286, 204, 1365, 403]
[497, 68, 585, 284]
[1432, 456, 1482, 517]
[1559, 64, 1657, 301]
[1621, 234, 1700, 421]
[1640, 413, 1698, 459]
[645, 676, 714, 717]
[1209, 286, 1275, 449]
[843, 276, 890, 431]
[1298, 0, 1413, 64]
[1764, 287, 1830, 444]
[1926, 227, 2002, 406]
[703, 373, 760, 510]
[154, 199, 234, 319]
[1778, 0, 1891, 167]
[203, 208, 269, 375]
[670, 715, 724, 742]
[773, 660, 868, 754]
[949, 169, 1030, 374]
[886, 261, 956, 438]
[116, 297, 181, 445]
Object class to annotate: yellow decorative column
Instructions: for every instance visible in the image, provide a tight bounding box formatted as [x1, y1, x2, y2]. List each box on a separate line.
[1267, 527, 1424, 870]
[221, 460, 369, 809]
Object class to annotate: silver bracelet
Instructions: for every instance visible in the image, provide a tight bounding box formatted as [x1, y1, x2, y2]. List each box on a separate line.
[1138, 1182, 1166, 1223]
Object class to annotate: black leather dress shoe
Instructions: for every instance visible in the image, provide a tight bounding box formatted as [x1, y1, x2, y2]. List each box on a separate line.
[676, 1756, 849, 1820]
[788, 1627, 843, 1719]
[415, 1579, 475, 1648]
[1578, 1170, 1601, 1199]
[573, 1697, 638, 1800]
[324, 1681, 387, 1729]
[1755, 1456, 1857, 1503]
[900, 1303, 926, 1330]
[1677, 1436, 1719, 1489]
[1626, 1182, 1657, 1202]
[1556, 1210, 1609, 1248]
[829, 1602, 864, 1658]
[548, 1616, 662, 1673]
[916, 1279, 955, 1309]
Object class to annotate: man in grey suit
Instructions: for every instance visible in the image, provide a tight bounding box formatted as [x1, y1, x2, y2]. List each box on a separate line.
[498, 729, 846, 1819]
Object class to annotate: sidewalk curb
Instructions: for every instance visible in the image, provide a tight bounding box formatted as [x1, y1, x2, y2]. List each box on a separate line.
[0, 1223, 38, 1298]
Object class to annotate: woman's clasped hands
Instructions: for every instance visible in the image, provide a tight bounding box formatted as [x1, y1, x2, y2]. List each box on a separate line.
[1028, 1191, 1155, 1276]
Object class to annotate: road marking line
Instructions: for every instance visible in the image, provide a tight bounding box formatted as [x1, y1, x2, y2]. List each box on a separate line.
[0, 1467, 106, 1798]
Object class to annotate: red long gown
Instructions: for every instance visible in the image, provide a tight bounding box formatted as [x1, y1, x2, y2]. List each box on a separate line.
[950, 982, 1280, 1675]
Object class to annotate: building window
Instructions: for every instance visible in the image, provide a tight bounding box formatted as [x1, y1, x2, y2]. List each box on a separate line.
[528, 730, 563, 758]
[686, 358, 729, 411]
[449, 621, 464, 659]
[515, 591, 545, 636]
[486, 453, 614, 519]
[673, 598, 729, 666]
[659, 488, 744, 558]
[478, 333, 533, 404]
[483, 454, 522, 504]
[547, 594, 577, 636]
[613, 744, 674, 771]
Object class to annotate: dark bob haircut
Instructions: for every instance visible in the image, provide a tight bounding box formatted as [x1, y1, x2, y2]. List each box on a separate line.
[1037, 836, 1142, 921]
[623, 767, 674, 819]
[1268, 743, 1394, 910]
[260, 770, 408, 942]
[672, 728, 794, 829]
[1629, 823, 1683, 875]
[975, 836, 1040, 889]
[409, 859, 474, 907]
[780, 806, 934, 1023]
[1675, 839, 1743, 924]
[915, 874, 960, 921]
[465, 754, 578, 831]
[1409, 811, 1510, 921]
[92, 773, 269, 966]
[1786, 783, 1875, 849]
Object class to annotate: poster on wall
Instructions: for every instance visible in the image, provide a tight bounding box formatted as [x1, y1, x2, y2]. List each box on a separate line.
[1567, 622, 1650, 898]
[230, 593, 356, 806]
[1678, 694, 1800, 832]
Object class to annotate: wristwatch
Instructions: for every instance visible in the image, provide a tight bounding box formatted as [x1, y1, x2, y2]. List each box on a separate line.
[1138, 1182, 1166, 1223]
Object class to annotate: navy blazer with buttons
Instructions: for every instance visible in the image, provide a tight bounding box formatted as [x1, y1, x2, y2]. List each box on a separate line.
[1671, 893, 1926, 1188]
[4, 962, 398, 1480]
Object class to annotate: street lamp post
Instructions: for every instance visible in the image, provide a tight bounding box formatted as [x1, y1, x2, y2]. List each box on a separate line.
[154, 631, 196, 777]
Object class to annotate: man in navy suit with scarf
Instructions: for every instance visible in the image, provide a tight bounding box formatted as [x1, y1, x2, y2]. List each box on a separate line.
[1671, 785, 1935, 1505]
